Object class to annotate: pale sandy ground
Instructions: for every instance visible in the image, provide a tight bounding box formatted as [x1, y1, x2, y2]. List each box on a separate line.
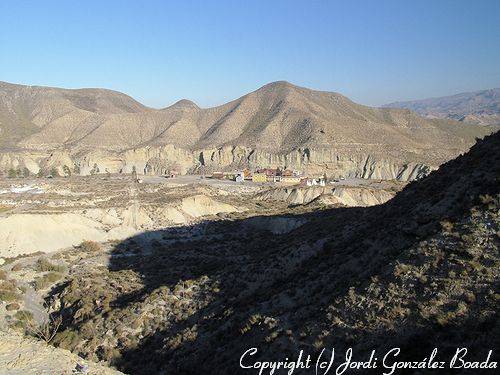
[0, 330, 123, 375]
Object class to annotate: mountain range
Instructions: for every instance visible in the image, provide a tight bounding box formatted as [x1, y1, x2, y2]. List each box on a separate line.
[0, 81, 495, 180]
[384, 88, 500, 126]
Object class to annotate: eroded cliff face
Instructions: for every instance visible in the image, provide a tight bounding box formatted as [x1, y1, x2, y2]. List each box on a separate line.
[0, 144, 437, 181]
[256, 184, 398, 206]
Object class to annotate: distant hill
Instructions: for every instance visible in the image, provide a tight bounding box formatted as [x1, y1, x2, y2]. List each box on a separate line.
[0, 81, 147, 149]
[0, 81, 495, 180]
[384, 88, 500, 126]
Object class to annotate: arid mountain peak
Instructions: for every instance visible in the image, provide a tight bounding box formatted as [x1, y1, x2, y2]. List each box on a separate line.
[165, 99, 200, 111]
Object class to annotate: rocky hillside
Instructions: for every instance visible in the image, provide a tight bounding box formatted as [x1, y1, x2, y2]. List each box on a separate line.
[0, 81, 494, 180]
[44, 131, 499, 374]
[384, 88, 500, 126]
[0, 330, 123, 374]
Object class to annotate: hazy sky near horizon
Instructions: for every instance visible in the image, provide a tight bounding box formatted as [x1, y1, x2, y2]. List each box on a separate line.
[1, 0, 499, 108]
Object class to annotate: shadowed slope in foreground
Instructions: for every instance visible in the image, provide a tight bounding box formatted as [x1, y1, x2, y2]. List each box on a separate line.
[51, 132, 499, 374]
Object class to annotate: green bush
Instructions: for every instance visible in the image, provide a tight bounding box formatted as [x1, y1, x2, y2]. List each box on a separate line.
[50, 167, 59, 177]
[54, 329, 81, 350]
[0, 290, 19, 302]
[36, 257, 66, 273]
[14, 310, 33, 322]
[7, 168, 17, 178]
[34, 272, 63, 290]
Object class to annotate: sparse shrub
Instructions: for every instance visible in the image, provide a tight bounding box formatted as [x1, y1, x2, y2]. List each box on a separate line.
[0, 269, 7, 280]
[33, 277, 49, 291]
[11, 262, 24, 272]
[34, 272, 63, 290]
[54, 329, 81, 349]
[6, 302, 20, 311]
[28, 313, 62, 343]
[14, 310, 33, 322]
[440, 219, 454, 232]
[0, 280, 18, 300]
[464, 292, 476, 303]
[394, 263, 411, 277]
[313, 338, 324, 349]
[50, 167, 59, 177]
[7, 168, 17, 178]
[240, 313, 263, 334]
[0, 290, 19, 302]
[79, 240, 102, 253]
[17, 304, 63, 343]
[90, 163, 100, 175]
[62, 165, 72, 177]
[36, 257, 65, 273]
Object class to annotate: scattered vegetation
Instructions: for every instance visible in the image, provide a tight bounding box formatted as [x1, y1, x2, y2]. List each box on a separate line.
[50, 167, 59, 177]
[0, 290, 19, 302]
[34, 272, 63, 291]
[14, 310, 33, 322]
[8, 133, 497, 374]
[0, 279, 20, 302]
[35, 257, 66, 273]
[27, 313, 63, 343]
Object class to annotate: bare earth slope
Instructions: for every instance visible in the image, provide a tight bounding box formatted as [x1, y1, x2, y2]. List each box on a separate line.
[0, 330, 123, 374]
[0, 81, 147, 149]
[0, 81, 494, 180]
[384, 88, 500, 126]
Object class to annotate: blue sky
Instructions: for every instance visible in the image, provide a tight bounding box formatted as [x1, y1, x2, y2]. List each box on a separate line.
[1, 0, 499, 108]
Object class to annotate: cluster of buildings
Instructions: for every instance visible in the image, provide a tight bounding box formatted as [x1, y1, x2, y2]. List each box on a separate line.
[210, 168, 329, 186]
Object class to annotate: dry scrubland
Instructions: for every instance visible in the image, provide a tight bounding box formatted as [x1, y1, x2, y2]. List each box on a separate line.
[0, 132, 498, 374]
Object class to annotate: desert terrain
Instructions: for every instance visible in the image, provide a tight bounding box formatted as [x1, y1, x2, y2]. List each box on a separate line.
[0, 81, 497, 374]
[0, 170, 404, 373]
[0, 173, 402, 257]
[1, 1, 498, 373]
[0, 131, 498, 374]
